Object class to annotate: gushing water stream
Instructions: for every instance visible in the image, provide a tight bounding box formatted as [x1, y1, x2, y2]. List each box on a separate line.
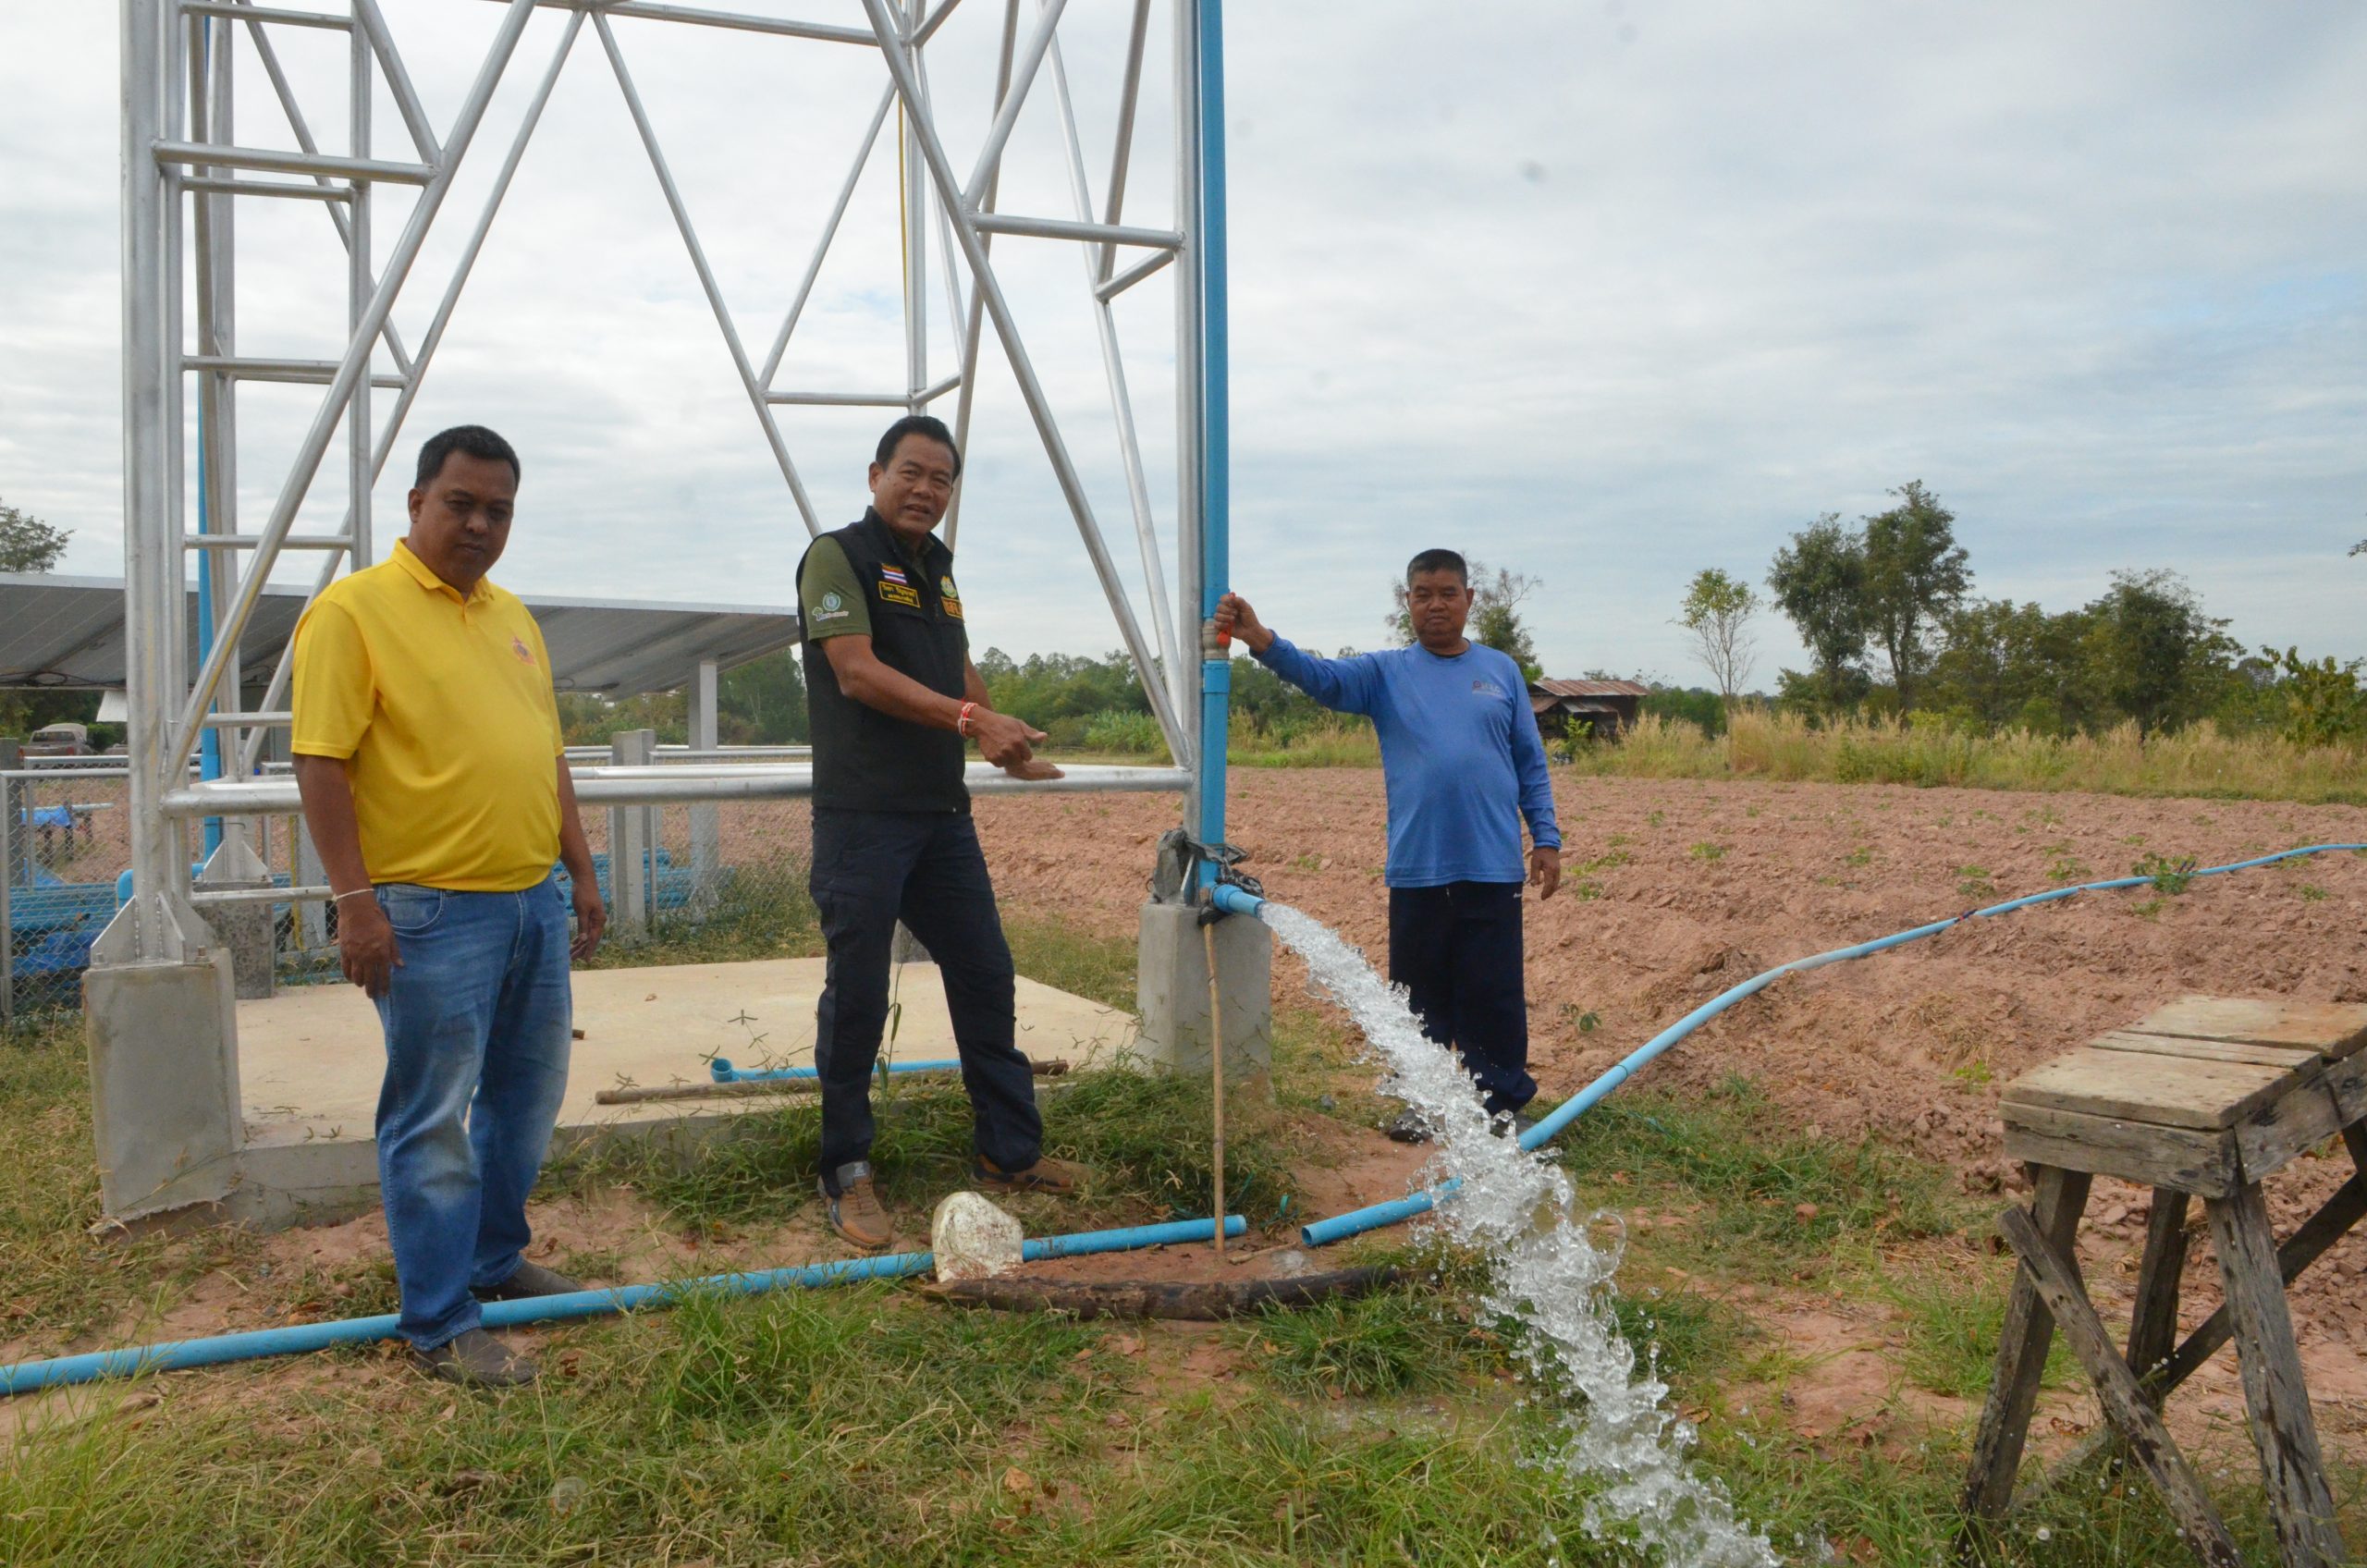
[1262, 903, 1781, 1567]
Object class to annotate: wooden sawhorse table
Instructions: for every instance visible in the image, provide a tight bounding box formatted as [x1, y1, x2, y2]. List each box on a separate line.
[1962, 997, 2367, 1568]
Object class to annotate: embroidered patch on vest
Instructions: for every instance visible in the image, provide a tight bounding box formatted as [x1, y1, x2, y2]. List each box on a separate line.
[877, 575, 923, 609]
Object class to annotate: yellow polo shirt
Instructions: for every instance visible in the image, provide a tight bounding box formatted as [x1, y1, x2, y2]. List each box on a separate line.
[291, 541, 564, 891]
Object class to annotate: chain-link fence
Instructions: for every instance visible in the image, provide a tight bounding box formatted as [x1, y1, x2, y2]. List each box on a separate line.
[4, 762, 148, 1021]
[570, 738, 819, 964]
[3, 740, 827, 1023]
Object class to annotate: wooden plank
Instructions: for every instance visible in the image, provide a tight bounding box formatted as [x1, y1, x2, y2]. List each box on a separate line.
[2155, 1171, 2367, 1395]
[1962, 1167, 2091, 1522]
[2019, 1128, 2367, 1510]
[2129, 997, 2367, 1060]
[2204, 1182, 2348, 1568]
[2127, 1188, 2192, 1392]
[1995, 1204, 2242, 1568]
[2003, 1047, 2301, 1130]
[2234, 1077, 2349, 1187]
[2003, 1102, 2238, 1197]
[2090, 1030, 2327, 1072]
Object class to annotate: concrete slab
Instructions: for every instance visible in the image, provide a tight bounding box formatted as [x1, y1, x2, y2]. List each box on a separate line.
[237, 957, 1140, 1148]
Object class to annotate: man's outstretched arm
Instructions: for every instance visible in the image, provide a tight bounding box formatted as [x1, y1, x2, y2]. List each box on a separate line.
[1214, 592, 1383, 716]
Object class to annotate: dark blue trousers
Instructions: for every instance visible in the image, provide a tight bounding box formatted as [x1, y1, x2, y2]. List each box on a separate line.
[809, 807, 1043, 1184]
[1388, 879, 1536, 1116]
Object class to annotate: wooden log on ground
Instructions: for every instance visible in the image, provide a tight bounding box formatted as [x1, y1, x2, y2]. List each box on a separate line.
[595, 1059, 1070, 1106]
[921, 1265, 1404, 1320]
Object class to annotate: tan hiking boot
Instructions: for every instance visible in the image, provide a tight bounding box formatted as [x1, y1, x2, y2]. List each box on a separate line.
[821, 1162, 895, 1251]
[973, 1154, 1088, 1196]
[411, 1327, 536, 1389]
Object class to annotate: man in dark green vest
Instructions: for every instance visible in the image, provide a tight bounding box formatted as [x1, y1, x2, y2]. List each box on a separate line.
[796, 415, 1086, 1250]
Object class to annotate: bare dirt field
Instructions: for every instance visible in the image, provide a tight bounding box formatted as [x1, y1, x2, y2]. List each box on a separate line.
[974, 768, 2367, 1437]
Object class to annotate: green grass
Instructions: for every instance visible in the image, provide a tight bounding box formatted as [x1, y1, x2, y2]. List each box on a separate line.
[1231, 1290, 1482, 1399]
[1551, 1076, 1973, 1278]
[1880, 1259, 2075, 1400]
[1571, 708, 2367, 805]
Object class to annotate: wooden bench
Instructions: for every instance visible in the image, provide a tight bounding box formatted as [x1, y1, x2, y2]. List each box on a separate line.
[1960, 997, 2367, 1568]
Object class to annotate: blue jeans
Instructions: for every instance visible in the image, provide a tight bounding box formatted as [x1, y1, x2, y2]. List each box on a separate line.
[371, 875, 572, 1349]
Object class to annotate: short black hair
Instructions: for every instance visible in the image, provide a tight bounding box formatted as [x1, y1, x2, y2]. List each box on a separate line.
[874, 414, 963, 479]
[1405, 548, 1468, 586]
[414, 424, 520, 489]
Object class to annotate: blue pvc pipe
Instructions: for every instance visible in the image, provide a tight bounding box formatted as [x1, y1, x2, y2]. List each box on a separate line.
[710, 1057, 963, 1084]
[1193, 0, 1231, 896]
[1210, 883, 1265, 920]
[0, 1215, 1246, 1397]
[1297, 841, 2367, 1248]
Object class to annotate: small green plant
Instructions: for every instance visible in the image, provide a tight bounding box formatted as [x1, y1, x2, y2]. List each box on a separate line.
[1606, 832, 1634, 848]
[1950, 1060, 1993, 1087]
[1569, 877, 1604, 901]
[1842, 843, 1874, 868]
[1688, 841, 1727, 863]
[2300, 884, 2330, 902]
[2133, 851, 2198, 895]
[2044, 848, 2090, 882]
[1646, 809, 1665, 827]
[2131, 898, 2166, 920]
[1553, 1003, 1602, 1035]
[1955, 865, 1994, 900]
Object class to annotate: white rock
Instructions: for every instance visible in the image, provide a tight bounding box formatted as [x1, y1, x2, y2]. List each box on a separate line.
[931, 1191, 1024, 1281]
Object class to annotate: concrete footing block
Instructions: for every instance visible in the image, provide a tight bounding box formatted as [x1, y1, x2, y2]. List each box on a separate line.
[84, 949, 243, 1219]
[1135, 899, 1271, 1084]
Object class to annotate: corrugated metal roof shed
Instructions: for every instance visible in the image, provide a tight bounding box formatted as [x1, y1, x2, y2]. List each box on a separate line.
[0, 571, 800, 697]
[1530, 678, 1650, 700]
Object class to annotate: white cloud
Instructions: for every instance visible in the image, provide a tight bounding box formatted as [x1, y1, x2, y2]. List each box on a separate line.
[1, 1, 2360, 693]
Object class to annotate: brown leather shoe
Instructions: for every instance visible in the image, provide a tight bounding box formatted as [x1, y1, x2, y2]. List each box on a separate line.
[411, 1328, 536, 1389]
[472, 1259, 584, 1302]
[973, 1154, 1087, 1196]
[821, 1163, 895, 1251]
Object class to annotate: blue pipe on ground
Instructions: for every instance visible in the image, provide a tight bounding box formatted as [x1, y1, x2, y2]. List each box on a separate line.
[0, 1215, 1246, 1397]
[710, 1057, 963, 1084]
[1297, 841, 2367, 1248]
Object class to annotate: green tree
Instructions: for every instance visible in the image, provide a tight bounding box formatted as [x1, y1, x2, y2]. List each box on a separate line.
[1766, 514, 1870, 713]
[2079, 569, 2238, 735]
[2259, 645, 2366, 746]
[0, 499, 70, 572]
[1859, 480, 1970, 712]
[1674, 568, 1759, 709]
[1923, 598, 2094, 733]
[717, 649, 808, 743]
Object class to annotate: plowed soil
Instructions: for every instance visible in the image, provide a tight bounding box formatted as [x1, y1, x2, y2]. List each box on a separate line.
[975, 770, 2367, 1365]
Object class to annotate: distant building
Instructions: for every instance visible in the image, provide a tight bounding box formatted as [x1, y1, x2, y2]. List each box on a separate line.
[1528, 678, 1648, 741]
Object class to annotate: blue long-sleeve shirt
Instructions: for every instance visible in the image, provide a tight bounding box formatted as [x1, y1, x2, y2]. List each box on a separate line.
[1256, 636, 1560, 887]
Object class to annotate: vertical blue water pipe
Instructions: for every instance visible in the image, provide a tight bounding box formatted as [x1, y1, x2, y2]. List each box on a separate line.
[192, 18, 223, 856]
[1193, 0, 1230, 894]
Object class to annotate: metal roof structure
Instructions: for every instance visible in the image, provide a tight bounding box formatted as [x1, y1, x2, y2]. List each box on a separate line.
[1530, 679, 1650, 700]
[0, 571, 799, 698]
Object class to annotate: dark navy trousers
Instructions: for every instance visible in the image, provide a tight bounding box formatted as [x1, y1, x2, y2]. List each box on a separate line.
[809, 807, 1042, 1185]
[1388, 879, 1536, 1116]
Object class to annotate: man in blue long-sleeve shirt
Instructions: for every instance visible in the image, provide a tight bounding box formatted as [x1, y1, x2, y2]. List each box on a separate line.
[1217, 549, 1562, 1139]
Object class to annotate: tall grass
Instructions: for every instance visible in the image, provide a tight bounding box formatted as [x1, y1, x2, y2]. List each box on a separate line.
[1568, 709, 2367, 804]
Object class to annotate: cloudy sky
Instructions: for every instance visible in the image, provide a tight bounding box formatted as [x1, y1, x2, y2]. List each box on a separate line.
[2, 1, 2361, 692]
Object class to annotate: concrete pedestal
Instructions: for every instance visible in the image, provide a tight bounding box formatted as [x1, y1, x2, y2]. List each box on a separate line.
[1135, 900, 1271, 1083]
[84, 948, 243, 1219]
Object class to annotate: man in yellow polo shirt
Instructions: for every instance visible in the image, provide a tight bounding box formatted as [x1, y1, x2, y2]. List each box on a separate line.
[292, 424, 605, 1389]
